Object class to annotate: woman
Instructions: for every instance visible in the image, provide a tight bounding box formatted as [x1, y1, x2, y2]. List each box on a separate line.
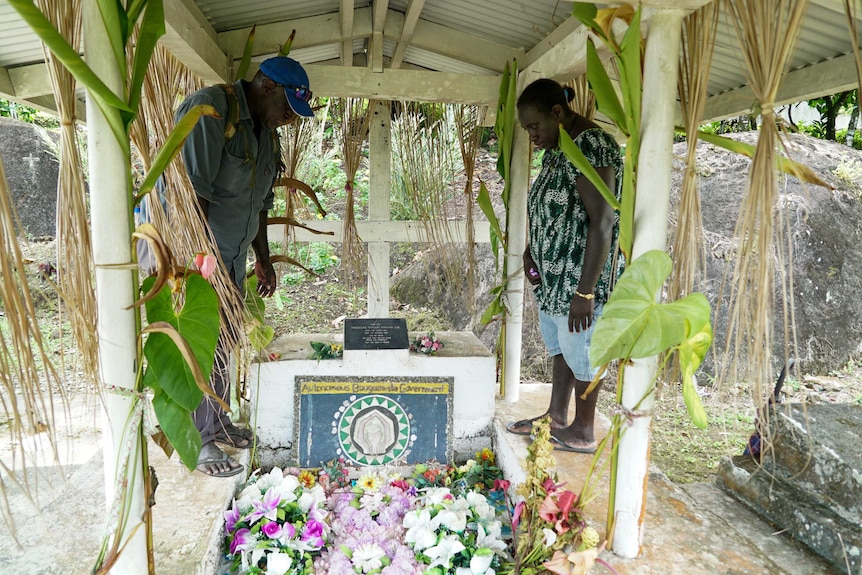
[506, 78, 624, 453]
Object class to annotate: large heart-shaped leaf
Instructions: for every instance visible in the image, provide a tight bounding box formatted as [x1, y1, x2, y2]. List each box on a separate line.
[151, 385, 201, 471]
[142, 274, 220, 411]
[590, 250, 710, 366]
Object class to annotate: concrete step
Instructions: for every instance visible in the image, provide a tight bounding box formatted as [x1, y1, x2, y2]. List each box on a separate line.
[765, 403, 862, 527]
[717, 454, 861, 574]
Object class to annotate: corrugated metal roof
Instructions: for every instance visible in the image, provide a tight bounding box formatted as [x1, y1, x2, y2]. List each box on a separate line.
[390, 0, 574, 50]
[0, 3, 48, 68]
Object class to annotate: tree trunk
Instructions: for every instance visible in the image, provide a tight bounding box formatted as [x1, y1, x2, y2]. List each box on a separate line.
[846, 104, 859, 147]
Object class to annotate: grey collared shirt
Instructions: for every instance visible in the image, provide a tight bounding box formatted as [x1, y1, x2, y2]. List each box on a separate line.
[176, 80, 275, 289]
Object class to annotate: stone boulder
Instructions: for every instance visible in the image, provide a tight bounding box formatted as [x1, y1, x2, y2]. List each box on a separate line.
[0, 117, 60, 237]
[671, 132, 862, 375]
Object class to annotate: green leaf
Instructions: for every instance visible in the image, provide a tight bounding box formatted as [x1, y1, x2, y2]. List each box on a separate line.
[137, 104, 218, 202]
[142, 274, 220, 411]
[151, 387, 202, 470]
[249, 323, 274, 351]
[477, 181, 504, 247]
[586, 40, 625, 129]
[618, 8, 642, 137]
[590, 250, 711, 365]
[278, 29, 296, 57]
[571, 3, 600, 35]
[128, 0, 165, 121]
[480, 296, 505, 325]
[7, 1, 132, 116]
[618, 146, 636, 259]
[558, 125, 620, 211]
[95, 0, 127, 80]
[244, 275, 267, 323]
[235, 25, 257, 81]
[126, 0, 147, 24]
[678, 323, 712, 429]
[696, 131, 833, 189]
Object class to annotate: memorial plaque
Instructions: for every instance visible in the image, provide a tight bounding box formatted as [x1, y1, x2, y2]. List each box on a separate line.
[343, 318, 409, 350]
[294, 376, 453, 467]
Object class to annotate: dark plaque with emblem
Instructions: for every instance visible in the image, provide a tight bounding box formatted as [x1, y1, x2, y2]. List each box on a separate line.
[344, 318, 409, 350]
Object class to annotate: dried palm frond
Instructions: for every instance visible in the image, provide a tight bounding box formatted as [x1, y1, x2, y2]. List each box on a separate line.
[0, 155, 69, 542]
[278, 107, 322, 249]
[722, 0, 808, 397]
[670, 2, 719, 303]
[332, 98, 371, 287]
[454, 104, 487, 317]
[36, 0, 98, 387]
[392, 102, 464, 299]
[569, 74, 596, 120]
[131, 46, 246, 361]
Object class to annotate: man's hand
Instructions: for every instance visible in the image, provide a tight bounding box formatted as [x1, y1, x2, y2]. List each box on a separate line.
[255, 260, 276, 297]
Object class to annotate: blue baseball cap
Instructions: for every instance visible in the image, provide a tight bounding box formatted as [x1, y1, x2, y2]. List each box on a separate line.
[259, 57, 314, 117]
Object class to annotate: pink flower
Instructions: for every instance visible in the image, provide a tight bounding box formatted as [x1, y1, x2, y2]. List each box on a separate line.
[194, 252, 217, 279]
[281, 522, 296, 540]
[301, 519, 325, 546]
[224, 500, 241, 532]
[493, 479, 510, 492]
[512, 500, 526, 531]
[390, 479, 410, 491]
[543, 478, 560, 493]
[229, 528, 253, 554]
[539, 494, 560, 523]
[558, 490, 577, 517]
[262, 521, 282, 539]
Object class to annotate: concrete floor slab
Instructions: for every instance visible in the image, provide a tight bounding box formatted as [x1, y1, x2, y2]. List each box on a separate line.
[494, 384, 842, 574]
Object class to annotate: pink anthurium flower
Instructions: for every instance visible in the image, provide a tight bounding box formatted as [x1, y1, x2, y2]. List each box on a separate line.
[493, 479, 510, 492]
[539, 494, 560, 523]
[512, 500, 526, 531]
[194, 252, 217, 279]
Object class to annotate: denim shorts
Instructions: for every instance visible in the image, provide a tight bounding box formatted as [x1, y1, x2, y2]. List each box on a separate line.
[538, 304, 603, 381]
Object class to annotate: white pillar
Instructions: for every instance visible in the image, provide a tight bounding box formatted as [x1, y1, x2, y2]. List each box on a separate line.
[610, 7, 683, 558]
[503, 126, 530, 402]
[367, 100, 391, 318]
[84, 1, 148, 572]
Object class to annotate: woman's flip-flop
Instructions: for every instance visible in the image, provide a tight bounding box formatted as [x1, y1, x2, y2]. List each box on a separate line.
[549, 435, 597, 454]
[506, 415, 550, 436]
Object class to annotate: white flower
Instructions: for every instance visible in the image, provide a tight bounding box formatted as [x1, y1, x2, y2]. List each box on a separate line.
[265, 551, 293, 575]
[352, 542, 387, 573]
[237, 483, 262, 507]
[436, 507, 468, 532]
[424, 534, 466, 569]
[469, 548, 495, 574]
[543, 527, 557, 547]
[424, 487, 452, 505]
[475, 523, 507, 553]
[275, 474, 300, 503]
[403, 508, 439, 551]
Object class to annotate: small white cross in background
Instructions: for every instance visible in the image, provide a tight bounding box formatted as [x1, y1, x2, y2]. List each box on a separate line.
[23, 152, 40, 170]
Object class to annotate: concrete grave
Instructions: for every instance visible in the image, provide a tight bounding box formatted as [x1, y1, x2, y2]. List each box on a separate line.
[0, 117, 59, 237]
[249, 331, 495, 468]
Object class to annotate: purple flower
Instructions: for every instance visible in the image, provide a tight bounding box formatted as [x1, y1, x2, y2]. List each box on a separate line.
[224, 500, 241, 533]
[247, 487, 281, 524]
[229, 528, 254, 555]
[281, 521, 296, 540]
[262, 521, 282, 539]
[301, 519, 325, 546]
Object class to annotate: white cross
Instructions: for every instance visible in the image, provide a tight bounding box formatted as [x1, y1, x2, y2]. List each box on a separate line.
[23, 152, 39, 170]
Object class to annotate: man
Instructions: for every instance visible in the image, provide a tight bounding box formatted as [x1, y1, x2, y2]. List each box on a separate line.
[176, 56, 314, 477]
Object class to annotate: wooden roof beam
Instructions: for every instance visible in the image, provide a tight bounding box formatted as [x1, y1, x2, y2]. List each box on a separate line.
[390, 0, 426, 69]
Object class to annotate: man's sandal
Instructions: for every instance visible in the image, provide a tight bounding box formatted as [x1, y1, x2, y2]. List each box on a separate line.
[196, 444, 243, 477]
[213, 424, 257, 449]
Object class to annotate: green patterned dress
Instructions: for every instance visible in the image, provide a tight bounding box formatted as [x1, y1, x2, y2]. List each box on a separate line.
[527, 127, 625, 316]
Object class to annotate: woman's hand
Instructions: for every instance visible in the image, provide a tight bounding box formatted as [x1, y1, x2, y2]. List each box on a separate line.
[523, 249, 541, 286]
[568, 293, 594, 333]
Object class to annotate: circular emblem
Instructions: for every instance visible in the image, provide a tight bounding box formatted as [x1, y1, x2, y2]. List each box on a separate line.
[332, 395, 412, 465]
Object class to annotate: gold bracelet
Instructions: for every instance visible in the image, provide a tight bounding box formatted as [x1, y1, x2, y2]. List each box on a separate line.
[575, 290, 595, 300]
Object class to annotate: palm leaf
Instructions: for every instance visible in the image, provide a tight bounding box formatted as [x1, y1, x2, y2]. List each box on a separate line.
[128, 0, 166, 121]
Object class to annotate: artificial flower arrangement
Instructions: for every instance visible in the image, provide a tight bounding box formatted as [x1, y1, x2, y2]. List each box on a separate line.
[308, 341, 343, 360]
[410, 332, 444, 355]
[225, 446, 611, 575]
[501, 418, 612, 575]
[224, 467, 329, 575]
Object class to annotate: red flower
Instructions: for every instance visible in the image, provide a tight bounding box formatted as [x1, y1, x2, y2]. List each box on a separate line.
[512, 500, 526, 530]
[493, 479, 510, 492]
